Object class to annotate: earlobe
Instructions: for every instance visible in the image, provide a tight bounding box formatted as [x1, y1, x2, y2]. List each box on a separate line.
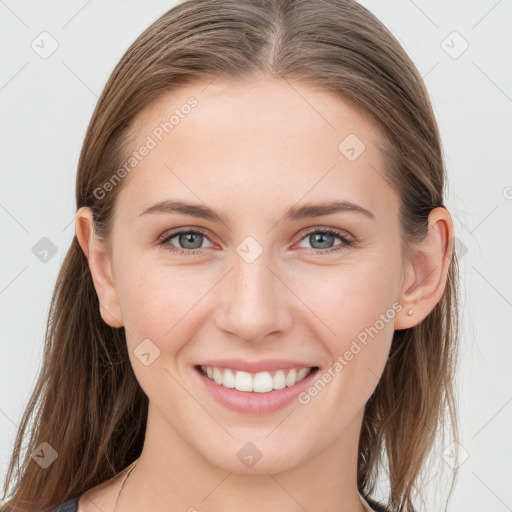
[395, 207, 454, 330]
[75, 207, 124, 328]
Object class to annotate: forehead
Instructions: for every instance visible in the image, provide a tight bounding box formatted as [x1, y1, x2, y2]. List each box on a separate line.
[117, 78, 398, 223]
[132, 78, 380, 148]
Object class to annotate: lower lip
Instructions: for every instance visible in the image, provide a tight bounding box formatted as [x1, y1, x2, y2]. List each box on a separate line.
[194, 366, 319, 414]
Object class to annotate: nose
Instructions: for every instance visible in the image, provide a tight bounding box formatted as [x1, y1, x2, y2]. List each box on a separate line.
[214, 245, 294, 344]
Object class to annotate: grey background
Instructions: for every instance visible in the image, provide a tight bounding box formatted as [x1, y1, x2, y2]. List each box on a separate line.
[1, 1, 511, 511]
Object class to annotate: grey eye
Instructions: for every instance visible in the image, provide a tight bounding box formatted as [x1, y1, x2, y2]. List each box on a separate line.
[174, 232, 205, 250]
[308, 232, 336, 249]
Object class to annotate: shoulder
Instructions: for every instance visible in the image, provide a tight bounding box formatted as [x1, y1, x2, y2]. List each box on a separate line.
[48, 498, 79, 512]
[37, 477, 117, 512]
[365, 495, 393, 512]
[0, 500, 79, 512]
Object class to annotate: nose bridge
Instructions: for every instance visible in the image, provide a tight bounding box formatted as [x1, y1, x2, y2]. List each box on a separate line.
[214, 236, 291, 342]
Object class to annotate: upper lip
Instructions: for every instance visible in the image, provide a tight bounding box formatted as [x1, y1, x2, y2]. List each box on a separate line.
[196, 358, 318, 373]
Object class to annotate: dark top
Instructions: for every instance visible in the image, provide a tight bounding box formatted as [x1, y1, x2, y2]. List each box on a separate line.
[48, 495, 391, 512]
[366, 495, 391, 511]
[49, 498, 79, 512]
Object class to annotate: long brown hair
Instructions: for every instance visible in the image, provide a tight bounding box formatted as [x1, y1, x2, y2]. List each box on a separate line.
[1, 1, 460, 511]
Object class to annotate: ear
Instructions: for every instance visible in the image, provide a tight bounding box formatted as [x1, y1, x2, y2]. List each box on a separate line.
[75, 206, 124, 328]
[394, 207, 455, 330]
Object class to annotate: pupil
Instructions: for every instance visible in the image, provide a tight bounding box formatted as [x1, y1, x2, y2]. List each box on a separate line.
[312, 233, 332, 249]
[181, 233, 202, 249]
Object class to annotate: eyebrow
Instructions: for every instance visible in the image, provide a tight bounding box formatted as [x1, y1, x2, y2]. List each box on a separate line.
[138, 199, 375, 223]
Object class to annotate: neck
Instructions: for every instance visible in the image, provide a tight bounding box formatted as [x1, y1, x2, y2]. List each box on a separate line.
[116, 402, 368, 512]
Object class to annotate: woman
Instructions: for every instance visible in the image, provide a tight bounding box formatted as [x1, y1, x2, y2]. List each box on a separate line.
[1, 0, 460, 511]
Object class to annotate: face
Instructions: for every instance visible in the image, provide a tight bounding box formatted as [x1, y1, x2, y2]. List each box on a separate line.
[100, 79, 408, 474]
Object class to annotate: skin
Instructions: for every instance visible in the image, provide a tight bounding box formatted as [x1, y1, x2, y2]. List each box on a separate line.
[75, 78, 454, 512]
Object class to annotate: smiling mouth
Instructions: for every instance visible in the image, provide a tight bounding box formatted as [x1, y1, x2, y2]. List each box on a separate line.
[195, 365, 320, 393]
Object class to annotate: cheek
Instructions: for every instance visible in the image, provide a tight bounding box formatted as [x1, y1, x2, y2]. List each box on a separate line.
[300, 254, 401, 339]
[115, 233, 402, 359]
[113, 254, 210, 401]
[115, 243, 402, 345]
[114, 251, 213, 344]
[294, 254, 401, 402]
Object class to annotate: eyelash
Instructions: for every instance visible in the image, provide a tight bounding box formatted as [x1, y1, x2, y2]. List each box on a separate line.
[157, 227, 353, 257]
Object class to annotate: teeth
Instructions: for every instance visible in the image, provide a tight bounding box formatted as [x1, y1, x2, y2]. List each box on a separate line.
[235, 371, 253, 392]
[285, 369, 297, 387]
[213, 367, 223, 385]
[223, 369, 235, 388]
[253, 371, 273, 393]
[273, 370, 286, 390]
[297, 367, 310, 381]
[199, 365, 313, 392]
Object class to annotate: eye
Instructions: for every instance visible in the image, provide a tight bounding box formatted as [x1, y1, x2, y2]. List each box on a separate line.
[296, 228, 353, 256]
[158, 228, 214, 256]
[158, 227, 353, 257]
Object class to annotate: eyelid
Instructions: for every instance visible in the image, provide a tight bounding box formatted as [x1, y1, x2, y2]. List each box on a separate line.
[298, 225, 353, 241]
[157, 225, 355, 255]
[157, 226, 216, 244]
[157, 225, 352, 243]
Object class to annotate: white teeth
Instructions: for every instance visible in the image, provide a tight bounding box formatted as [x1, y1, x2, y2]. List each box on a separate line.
[200, 365, 314, 392]
[223, 368, 235, 388]
[285, 369, 297, 387]
[213, 367, 223, 385]
[297, 367, 310, 381]
[253, 371, 274, 393]
[235, 371, 253, 392]
[273, 370, 286, 390]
